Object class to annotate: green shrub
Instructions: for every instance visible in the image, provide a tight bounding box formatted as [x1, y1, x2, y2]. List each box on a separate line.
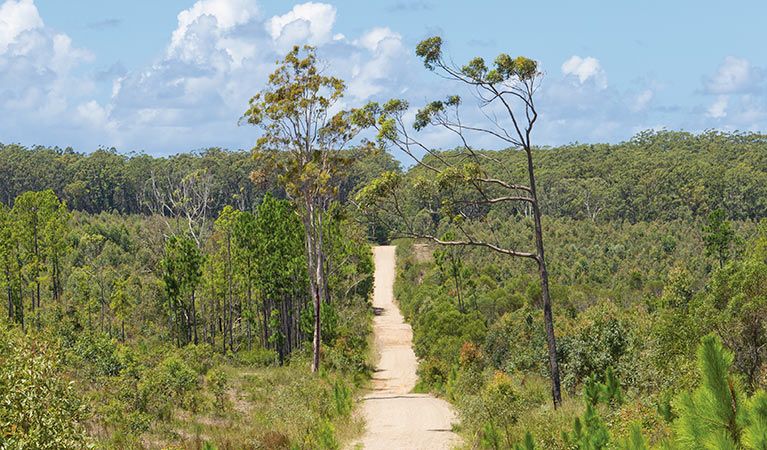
[69, 331, 124, 378]
[417, 357, 450, 390]
[323, 337, 367, 374]
[332, 380, 351, 416]
[0, 327, 89, 449]
[236, 347, 279, 367]
[315, 420, 339, 450]
[183, 343, 217, 375]
[207, 368, 229, 413]
[484, 307, 547, 376]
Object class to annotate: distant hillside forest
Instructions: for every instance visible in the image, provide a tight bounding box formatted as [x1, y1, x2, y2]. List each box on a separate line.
[3, 129, 766, 222]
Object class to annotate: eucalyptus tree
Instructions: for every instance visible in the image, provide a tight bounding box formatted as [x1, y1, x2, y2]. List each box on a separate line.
[353, 37, 563, 406]
[703, 208, 737, 269]
[241, 46, 369, 371]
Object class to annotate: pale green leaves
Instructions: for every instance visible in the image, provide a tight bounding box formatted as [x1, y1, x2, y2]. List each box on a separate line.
[415, 35, 539, 85]
[415, 36, 443, 70]
[354, 171, 402, 209]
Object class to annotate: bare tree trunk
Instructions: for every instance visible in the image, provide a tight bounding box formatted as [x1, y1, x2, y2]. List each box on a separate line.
[5, 260, 11, 321]
[16, 244, 24, 332]
[227, 233, 233, 353]
[192, 289, 198, 345]
[18, 274, 24, 332]
[247, 270, 252, 351]
[211, 281, 218, 349]
[526, 148, 562, 408]
[34, 227, 40, 330]
[262, 294, 269, 349]
[100, 282, 105, 334]
[201, 286, 207, 344]
[306, 202, 324, 373]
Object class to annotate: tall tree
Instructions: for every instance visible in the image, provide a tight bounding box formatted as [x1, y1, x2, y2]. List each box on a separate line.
[253, 194, 308, 360]
[161, 234, 203, 346]
[0, 204, 19, 325]
[213, 206, 240, 353]
[353, 37, 563, 406]
[703, 208, 737, 269]
[12, 190, 67, 330]
[232, 210, 258, 351]
[241, 46, 367, 371]
[110, 275, 133, 342]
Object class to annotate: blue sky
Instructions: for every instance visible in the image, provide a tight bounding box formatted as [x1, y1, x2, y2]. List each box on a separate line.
[1, 0, 765, 155]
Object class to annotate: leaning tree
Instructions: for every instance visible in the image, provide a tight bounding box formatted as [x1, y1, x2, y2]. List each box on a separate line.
[353, 37, 562, 406]
[241, 46, 369, 372]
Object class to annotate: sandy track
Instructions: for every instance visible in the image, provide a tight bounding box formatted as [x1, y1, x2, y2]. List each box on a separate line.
[352, 246, 460, 450]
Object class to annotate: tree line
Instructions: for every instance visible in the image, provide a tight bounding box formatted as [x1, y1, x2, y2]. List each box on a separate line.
[0, 188, 373, 362]
[0, 143, 399, 218]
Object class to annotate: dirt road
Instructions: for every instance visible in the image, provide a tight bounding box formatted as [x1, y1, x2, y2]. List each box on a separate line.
[352, 246, 460, 450]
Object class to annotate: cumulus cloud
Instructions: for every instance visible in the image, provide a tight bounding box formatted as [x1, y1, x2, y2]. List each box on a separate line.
[170, 0, 259, 53]
[0, 0, 93, 141]
[704, 56, 761, 94]
[561, 55, 607, 89]
[691, 56, 767, 132]
[68, 0, 414, 152]
[345, 27, 411, 99]
[0, 0, 43, 52]
[707, 95, 728, 118]
[266, 2, 336, 49]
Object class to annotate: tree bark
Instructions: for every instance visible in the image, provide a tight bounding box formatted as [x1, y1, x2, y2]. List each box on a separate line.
[227, 232, 233, 353]
[306, 201, 324, 372]
[526, 147, 562, 408]
[192, 289, 198, 345]
[5, 259, 11, 321]
[247, 265, 252, 351]
[34, 226, 40, 330]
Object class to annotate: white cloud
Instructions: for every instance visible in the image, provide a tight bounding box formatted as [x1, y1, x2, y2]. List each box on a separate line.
[0, 0, 93, 135]
[0, 0, 43, 52]
[707, 95, 728, 118]
[632, 89, 653, 112]
[88, 1, 416, 152]
[266, 2, 336, 48]
[356, 27, 398, 52]
[704, 56, 760, 94]
[346, 27, 409, 99]
[170, 0, 259, 54]
[561, 55, 607, 89]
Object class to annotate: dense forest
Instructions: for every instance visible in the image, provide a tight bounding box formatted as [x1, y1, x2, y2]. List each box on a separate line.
[4, 129, 766, 222]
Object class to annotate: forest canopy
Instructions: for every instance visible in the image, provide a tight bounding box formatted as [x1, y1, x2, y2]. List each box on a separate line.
[3, 129, 766, 222]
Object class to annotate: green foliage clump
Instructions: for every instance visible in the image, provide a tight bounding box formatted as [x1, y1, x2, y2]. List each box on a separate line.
[236, 347, 279, 368]
[207, 368, 228, 413]
[0, 326, 88, 449]
[68, 331, 124, 378]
